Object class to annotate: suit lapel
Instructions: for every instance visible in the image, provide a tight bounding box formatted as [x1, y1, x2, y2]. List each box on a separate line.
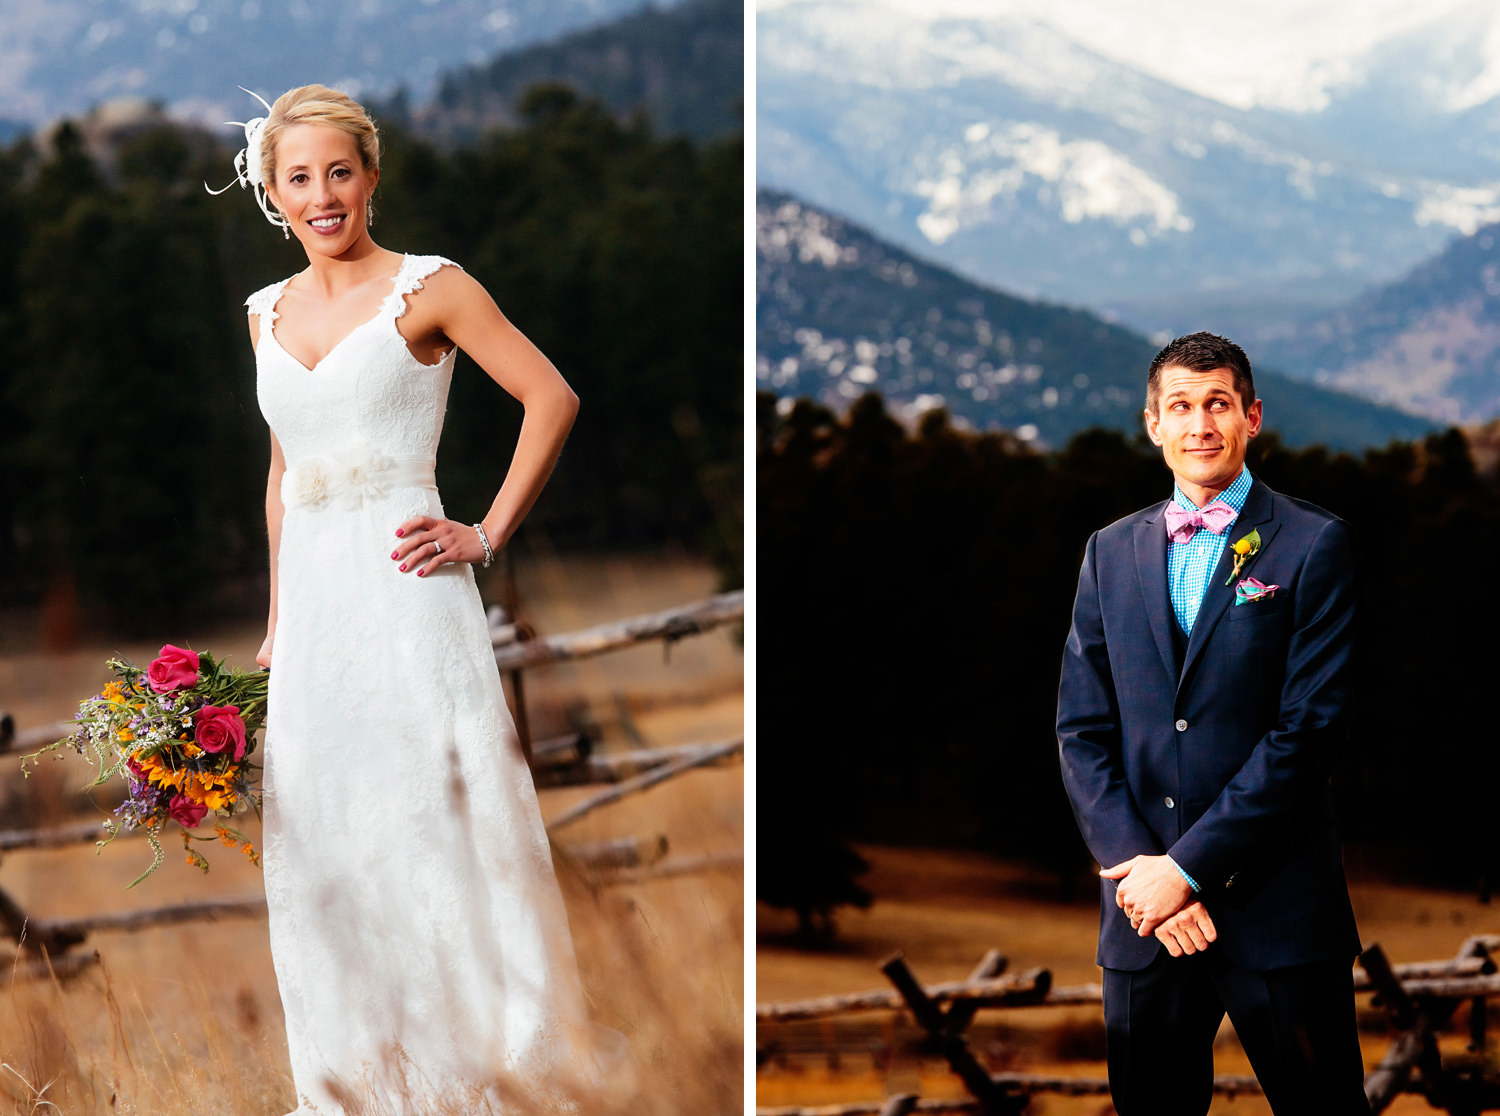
[1179, 478, 1281, 687]
[1133, 503, 1179, 681]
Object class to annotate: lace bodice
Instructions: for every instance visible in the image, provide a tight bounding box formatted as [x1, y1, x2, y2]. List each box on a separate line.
[250, 254, 459, 466]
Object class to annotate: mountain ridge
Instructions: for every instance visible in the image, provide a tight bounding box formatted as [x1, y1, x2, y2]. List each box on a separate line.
[0, 0, 688, 130]
[757, 187, 1437, 451]
[423, 0, 742, 142]
[1259, 221, 1500, 424]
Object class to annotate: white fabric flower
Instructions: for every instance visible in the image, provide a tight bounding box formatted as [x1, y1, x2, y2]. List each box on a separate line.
[344, 447, 396, 506]
[285, 457, 335, 509]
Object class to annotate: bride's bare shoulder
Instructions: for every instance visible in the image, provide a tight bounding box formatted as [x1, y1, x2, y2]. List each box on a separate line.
[405, 257, 503, 324]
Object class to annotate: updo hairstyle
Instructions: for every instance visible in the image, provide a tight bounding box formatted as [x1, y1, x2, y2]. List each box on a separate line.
[258, 84, 381, 189]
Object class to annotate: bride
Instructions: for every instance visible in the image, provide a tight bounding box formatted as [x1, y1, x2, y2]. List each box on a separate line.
[223, 84, 626, 1114]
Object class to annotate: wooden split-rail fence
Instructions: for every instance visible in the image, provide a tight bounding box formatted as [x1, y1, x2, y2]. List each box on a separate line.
[757, 934, 1500, 1115]
[0, 592, 744, 981]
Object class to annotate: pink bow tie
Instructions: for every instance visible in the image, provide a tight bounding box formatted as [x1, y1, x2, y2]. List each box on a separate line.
[1165, 499, 1236, 544]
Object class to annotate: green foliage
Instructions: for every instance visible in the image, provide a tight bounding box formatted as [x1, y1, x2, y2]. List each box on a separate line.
[0, 95, 741, 628]
[378, 99, 742, 570]
[757, 391, 1500, 896]
[2, 122, 275, 629]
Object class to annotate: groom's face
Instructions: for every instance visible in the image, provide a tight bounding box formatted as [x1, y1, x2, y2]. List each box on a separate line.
[1145, 365, 1263, 503]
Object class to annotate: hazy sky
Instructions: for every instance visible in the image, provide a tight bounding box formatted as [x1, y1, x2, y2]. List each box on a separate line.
[756, 0, 1500, 112]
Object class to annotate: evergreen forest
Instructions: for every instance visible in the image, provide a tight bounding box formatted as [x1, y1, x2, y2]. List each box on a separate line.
[0, 86, 741, 633]
[757, 390, 1500, 915]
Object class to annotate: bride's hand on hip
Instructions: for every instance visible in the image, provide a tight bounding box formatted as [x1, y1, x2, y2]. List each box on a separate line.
[392, 516, 487, 576]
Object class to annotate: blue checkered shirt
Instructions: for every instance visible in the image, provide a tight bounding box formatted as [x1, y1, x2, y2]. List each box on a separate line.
[1167, 466, 1252, 636]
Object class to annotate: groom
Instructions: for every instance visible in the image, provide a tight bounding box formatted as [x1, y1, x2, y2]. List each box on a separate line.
[1056, 333, 1372, 1115]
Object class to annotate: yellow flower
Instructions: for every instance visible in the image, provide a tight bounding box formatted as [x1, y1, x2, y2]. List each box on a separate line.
[101, 681, 127, 703]
[183, 772, 234, 811]
[117, 728, 135, 742]
[1232, 537, 1254, 556]
[140, 754, 185, 791]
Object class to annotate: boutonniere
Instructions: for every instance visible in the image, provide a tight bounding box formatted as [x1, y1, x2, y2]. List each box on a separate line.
[1235, 576, 1280, 606]
[1225, 528, 1261, 585]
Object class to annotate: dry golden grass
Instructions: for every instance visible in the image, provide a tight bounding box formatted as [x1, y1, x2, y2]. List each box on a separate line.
[757, 846, 1499, 1116]
[0, 553, 743, 1116]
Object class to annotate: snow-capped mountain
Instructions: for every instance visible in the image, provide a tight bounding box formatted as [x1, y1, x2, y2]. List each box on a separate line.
[757, 0, 1500, 338]
[757, 189, 1436, 449]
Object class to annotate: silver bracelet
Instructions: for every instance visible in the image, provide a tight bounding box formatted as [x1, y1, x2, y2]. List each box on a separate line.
[472, 523, 494, 568]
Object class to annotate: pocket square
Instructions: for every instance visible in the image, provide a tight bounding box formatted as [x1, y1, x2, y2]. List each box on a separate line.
[1234, 576, 1279, 606]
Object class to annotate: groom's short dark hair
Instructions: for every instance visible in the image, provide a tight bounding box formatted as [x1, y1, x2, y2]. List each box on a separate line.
[1146, 332, 1255, 415]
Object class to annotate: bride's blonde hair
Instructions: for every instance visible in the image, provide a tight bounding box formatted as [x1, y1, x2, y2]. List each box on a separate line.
[259, 84, 381, 187]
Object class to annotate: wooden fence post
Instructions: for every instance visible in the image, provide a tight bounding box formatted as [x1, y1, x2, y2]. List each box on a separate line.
[879, 952, 1027, 1116]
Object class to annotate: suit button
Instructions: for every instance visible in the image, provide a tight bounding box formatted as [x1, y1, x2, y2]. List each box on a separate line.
[1164, 796, 1175, 809]
[1226, 875, 1237, 889]
[1174, 719, 1188, 732]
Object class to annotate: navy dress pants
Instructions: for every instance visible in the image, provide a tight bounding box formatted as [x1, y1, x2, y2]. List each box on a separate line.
[1103, 949, 1372, 1116]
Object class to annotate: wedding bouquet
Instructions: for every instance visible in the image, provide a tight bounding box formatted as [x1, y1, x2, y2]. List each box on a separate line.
[24, 644, 267, 887]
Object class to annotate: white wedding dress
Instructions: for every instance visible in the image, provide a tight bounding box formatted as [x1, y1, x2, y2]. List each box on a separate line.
[248, 254, 619, 1115]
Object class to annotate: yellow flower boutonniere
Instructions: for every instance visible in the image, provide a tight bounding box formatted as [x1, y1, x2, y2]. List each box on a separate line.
[1225, 528, 1261, 585]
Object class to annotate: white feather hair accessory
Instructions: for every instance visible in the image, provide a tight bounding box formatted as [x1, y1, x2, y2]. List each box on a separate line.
[204, 87, 289, 231]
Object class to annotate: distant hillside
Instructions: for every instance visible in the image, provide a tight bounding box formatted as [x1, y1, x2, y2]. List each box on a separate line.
[757, 189, 1437, 451]
[1259, 222, 1500, 425]
[0, 0, 685, 129]
[424, 0, 741, 142]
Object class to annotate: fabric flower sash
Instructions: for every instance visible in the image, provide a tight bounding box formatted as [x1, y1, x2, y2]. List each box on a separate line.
[281, 446, 436, 510]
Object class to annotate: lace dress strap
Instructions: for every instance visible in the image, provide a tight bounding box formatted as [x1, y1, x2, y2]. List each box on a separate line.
[381, 254, 463, 319]
[245, 276, 293, 343]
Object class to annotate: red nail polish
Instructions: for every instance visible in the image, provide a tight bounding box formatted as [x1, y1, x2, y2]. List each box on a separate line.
[391, 551, 399, 559]
[417, 569, 425, 577]
[399, 564, 407, 571]
[395, 529, 404, 537]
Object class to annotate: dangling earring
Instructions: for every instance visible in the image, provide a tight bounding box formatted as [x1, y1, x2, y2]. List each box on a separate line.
[282, 222, 290, 240]
[367, 203, 374, 228]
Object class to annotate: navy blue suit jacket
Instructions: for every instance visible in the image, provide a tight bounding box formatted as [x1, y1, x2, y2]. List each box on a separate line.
[1057, 476, 1361, 972]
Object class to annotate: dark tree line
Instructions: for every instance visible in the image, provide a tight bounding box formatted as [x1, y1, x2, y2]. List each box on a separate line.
[757, 390, 1500, 918]
[0, 88, 741, 632]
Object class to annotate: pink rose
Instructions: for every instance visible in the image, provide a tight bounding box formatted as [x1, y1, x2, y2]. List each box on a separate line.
[168, 793, 208, 829]
[147, 644, 200, 693]
[195, 704, 248, 761]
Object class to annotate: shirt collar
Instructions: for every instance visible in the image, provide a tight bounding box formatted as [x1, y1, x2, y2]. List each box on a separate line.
[1172, 465, 1252, 512]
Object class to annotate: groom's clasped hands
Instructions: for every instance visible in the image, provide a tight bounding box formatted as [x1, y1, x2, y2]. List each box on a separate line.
[1101, 855, 1219, 958]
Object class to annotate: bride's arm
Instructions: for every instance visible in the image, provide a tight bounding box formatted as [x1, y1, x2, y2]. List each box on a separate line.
[260, 431, 286, 666]
[391, 268, 579, 576]
[250, 311, 286, 667]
